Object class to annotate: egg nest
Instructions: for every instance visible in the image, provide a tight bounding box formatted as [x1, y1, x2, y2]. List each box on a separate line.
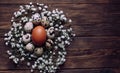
[4, 2, 75, 73]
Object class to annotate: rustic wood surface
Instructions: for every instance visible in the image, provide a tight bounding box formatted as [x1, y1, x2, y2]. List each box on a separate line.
[0, 0, 120, 73]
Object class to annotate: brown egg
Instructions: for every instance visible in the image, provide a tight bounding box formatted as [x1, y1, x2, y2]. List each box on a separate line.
[32, 26, 46, 46]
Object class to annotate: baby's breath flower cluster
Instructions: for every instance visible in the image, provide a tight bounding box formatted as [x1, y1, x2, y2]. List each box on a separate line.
[4, 2, 75, 73]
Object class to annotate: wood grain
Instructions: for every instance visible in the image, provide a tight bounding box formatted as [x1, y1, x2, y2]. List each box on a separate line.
[1, 4, 120, 24]
[0, 68, 119, 73]
[0, 37, 120, 69]
[0, 0, 120, 73]
[0, 0, 109, 4]
[0, 4, 120, 37]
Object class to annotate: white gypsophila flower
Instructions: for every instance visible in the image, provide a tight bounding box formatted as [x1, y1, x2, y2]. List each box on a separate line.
[30, 69, 34, 72]
[11, 19, 14, 22]
[31, 8, 37, 11]
[27, 62, 30, 66]
[4, 33, 8, 36]
[25, 5, 31, 9]
[20, 5, 24, 9]
[7, 50, 12, 55]
[21, 9, 26, 13]
[20, 57, 25, 61]
[29, 2, 33, 5]
[16, 43, 20, 48]
[38, 7, 42, 10]
[49, 23, 53, 26]
[9, 55, 15, 59]
[42, 8, 46, 11]
[25, 12, 28, 14]
[72, 33, 76, 37]
[29, 18, 33, 22]
[44, 5, 48, 9]
[21, 16, 28, 23]
[12, 22, 21, 28]
[4, 38, 8, 41]
[14, 11, 22, 17]
[69, 19, 72, 23]
[39, 3, 44, 6]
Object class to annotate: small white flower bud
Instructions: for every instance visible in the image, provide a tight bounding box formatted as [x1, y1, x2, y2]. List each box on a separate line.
[69, 19, 72, 22]
[27, 62, 30, 66]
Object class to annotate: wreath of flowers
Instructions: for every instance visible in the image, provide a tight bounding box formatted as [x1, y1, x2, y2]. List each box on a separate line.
[4, 2, 75, 73]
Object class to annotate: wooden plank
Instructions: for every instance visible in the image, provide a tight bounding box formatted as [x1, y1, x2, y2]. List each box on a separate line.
[109, 0, 120, 4]
[0, 1, 120, 73]
[0, 4, 120, 37]
[1, 37, 120, 54]
[0, 37, 120, 69]
[0, 0, 109, 4]
[1, 23, 120, 37]
[1, 4, 120, 24]
[0, 68, 119, 73]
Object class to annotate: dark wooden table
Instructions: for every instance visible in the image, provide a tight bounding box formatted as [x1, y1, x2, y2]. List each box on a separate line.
[0, 0, 120, 73]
